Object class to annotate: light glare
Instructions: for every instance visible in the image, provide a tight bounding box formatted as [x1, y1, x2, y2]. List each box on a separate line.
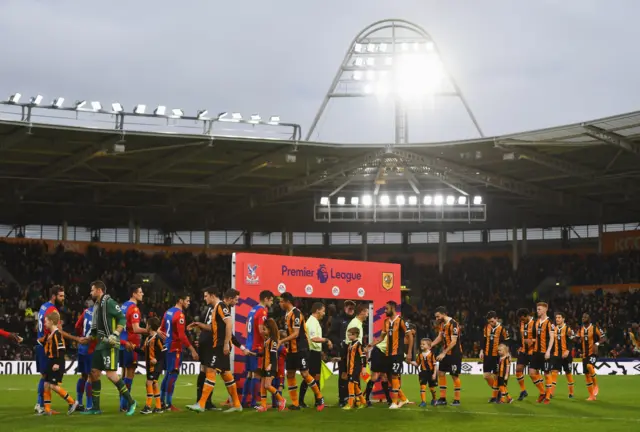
[396, 195, 406, 206]
[408, 196, 418, 205]
[320, 197, 329, 206]
[362, 195, 372, 206]
[351, 197, 359, 205]
[423, 195, 433, 205]
[380, 195, 390, 206]
[446, 195, 455, 205]
[434, 195, 443, 206]
[337, 197, 346, 205]
[473, 196, 483, 205]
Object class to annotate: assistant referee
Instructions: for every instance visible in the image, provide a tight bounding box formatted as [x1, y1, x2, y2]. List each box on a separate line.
[299, 302, 332, 408]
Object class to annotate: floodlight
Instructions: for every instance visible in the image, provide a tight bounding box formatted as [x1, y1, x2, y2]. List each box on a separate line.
[215, 111, 227, 120]
[384, 57, 393, 66]
[196, 110, 209, 119]
[91, 101, 102, 111]
[458, 196, 467, 205]
[8, 93, 21, 104]
[408, 196, 418, 205]
[75, 100, 87, 110]
[380, 195, 390, 206]
[396, 195, 406, 206]
[401, 42, 409, 51]
[362, 195, 373, 206]
[154, 105, 166, 116]
[412, 42, 420, 51]
[350, 197, 359, 205]
[30, 95, 43, 105]
[423, 195, 433, 205]
[366, 57, 375, 66]
[354, 43, 364, 53]
[473, 196, 482, 205]
[337, 197, 346, 205]
[366, 43, 376, 53]
[446, 195, 455, 205]
[395, 53, 445, 99]
[249, 114, 261, 123]
[171, 108, 184, 118]
[354, 58, 364, 67]
[231, 112, 242, 122]
[320, 196, 329, 206]
[52, 97, 64, 108]
[353, 71, 363, 81]
[363, 84, 373, 94]
[133, 104, 146, 114]
[379, 43, 388, 52]
[365, 70, 375, 80]
[434, 195, 443, 206]
[269, 116, 280, 125]
[426, 41, 435, 51]
[111, 102, 123, 113]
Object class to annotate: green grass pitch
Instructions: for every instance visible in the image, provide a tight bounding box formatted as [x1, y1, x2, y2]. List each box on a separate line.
[0, 375, 638, 432]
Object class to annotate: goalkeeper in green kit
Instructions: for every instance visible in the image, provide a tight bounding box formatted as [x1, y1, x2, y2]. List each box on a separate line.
[79, 280, 138, 415]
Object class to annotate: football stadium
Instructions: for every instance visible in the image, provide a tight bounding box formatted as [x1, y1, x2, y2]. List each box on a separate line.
[1, 12, 640, 432]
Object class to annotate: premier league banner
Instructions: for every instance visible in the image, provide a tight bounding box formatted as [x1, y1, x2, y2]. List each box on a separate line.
[1, 359, 639, 375]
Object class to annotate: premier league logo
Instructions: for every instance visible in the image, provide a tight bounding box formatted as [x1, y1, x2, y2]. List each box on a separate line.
[246, 264, 260, 285]
[316, 264, 329, 284]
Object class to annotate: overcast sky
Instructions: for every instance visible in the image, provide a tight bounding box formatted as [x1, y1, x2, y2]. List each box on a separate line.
[1, 0, 639, 144]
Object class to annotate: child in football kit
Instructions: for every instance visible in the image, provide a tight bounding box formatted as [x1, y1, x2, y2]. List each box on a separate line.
[271, 330, 288, 408]
[141, 317, 165, 414]
[495, 344, 513, 404]
[342, 327, 367, 410]
[41, 312, 79, 415]
[256, 319, 286, 412]
[411, 338, 437, 407]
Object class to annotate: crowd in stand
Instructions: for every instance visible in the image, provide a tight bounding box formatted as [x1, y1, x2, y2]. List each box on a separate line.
[0, 240, 639, 361]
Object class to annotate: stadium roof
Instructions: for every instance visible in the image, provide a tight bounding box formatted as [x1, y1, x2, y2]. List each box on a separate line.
[2, 110, 640, 233]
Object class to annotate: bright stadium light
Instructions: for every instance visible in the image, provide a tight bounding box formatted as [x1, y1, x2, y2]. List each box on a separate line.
[133, 104, 146, 114]
[52, 97, 64, 108]
[353, 71, 363, 80]
[154, 105, 166, 116]
[7, 93, 21, 104]
[458, 196, 467, 205]
[446, 195, 455, 205]
[249, 114, 261, 123]
[75, 100, 87, 110]
[408, 196, 418, 205]
[197, 110, 209, 119]
[350, 197, 359, 205]
[379, 43, 388, 52]
[111, 102, 123, 113]
[380, 195, 390, 206]
[473, 196, 483, 205]
[337, 196, 346, 205]
[362, 195, 373, 206]
[269, 116, 280, 125]
[354, 43, 364, 53]
[91, 101, 102, 112]
[171, 108, 184, 118]
[29, 95, 43, 105]
[231, 112, 242, 122]
[320, 196, 329, 206]
[423, 195, 433, 205]
[396, 195, 406, 206]
[366, 43, 376, 53]
[434, 195, 443, 206]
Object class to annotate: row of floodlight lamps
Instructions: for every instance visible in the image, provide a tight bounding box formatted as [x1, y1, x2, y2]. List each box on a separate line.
[4, 93, 281, 124]
[320, 195, 483, 207]
[353, 41, 435, 54]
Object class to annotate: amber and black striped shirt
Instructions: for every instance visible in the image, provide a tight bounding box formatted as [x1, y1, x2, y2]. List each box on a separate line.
[534, 317, 553, 353]
[519, 318, 535, 355]
[440, 319, 462, 356]
[416, 350, 436, 373]
[498, 356, 510, 380]
[144, 334, 165, 372]
[261, 337, 279, 374]
[552, 325, 574, 357]
[285, 308, 309, 353]
[211, 301, 232, 350]
[483, 324, 509, 357]
[384, 315, 407, 357]
[578, 324, 605, 357]
[44, 329, 65, 365]
[346, 340, 366, 375]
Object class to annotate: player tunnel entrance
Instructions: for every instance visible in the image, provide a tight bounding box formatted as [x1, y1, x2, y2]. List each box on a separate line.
[230, 252, 401, 381]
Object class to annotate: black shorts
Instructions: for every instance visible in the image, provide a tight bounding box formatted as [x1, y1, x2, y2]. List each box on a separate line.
[387, 355, 403, 376]
[516, 352, 531, 366]
[209, 349, 231, 372]
[44, 363, 63, 385]
[483, 356, 499, 374]
[530, 353, 550, 373]
[285, 351, 309, 372]
[147, 364, 163, 381]
[199, 345, 213, 368]
[497, 377, 508, 387]
[370, 347, 387, 374]
[348, 367, 362, 383]
[551, 356, 572, 374]
[583, 355, 597, 374]
[439, 353, 462, 376]
[419, 371, 436, 387]
[309, 350, 322, 376]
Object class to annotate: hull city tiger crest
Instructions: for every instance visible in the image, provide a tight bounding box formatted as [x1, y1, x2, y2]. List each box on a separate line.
[382, 272, 394, 291]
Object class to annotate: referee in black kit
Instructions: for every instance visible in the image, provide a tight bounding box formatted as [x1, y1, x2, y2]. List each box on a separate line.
[329, 300, 356, 407]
